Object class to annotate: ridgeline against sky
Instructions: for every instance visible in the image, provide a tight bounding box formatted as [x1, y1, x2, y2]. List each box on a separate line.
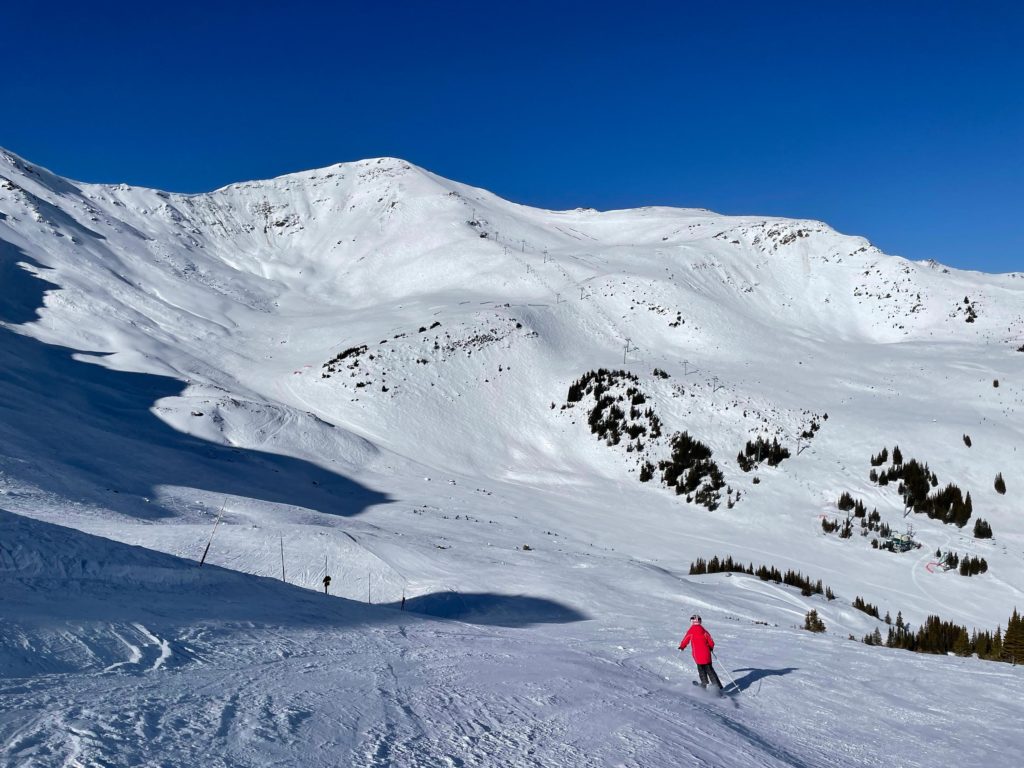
[2, 0, 1021, 273]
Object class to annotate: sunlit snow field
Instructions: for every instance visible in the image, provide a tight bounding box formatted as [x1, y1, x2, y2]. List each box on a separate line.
[2, 149, 1022, 766]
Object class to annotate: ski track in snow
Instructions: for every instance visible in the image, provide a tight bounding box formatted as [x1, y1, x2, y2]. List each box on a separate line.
[2, 624, 815, 768]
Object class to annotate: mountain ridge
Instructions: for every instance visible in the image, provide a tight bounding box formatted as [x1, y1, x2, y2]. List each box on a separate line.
[2, 144, 1023, 620]
[3, 145, 1024, 766]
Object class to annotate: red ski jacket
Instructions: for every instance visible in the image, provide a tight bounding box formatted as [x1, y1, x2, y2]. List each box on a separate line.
[679, 624, 715, 665]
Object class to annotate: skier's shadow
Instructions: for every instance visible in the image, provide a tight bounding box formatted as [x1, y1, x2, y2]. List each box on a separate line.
[727, 667, 797, 691]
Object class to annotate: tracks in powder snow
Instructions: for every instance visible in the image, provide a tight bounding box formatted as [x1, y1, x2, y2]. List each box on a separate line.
[353, 628, 590, 767]
[0, 637, 342, 767]
[102, 623, 172, 674]
[2, 618, 816, 767]
[349, 623, 817, 768]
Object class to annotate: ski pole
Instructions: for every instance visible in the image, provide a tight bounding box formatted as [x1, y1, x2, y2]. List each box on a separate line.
[712, 650, 741, 694]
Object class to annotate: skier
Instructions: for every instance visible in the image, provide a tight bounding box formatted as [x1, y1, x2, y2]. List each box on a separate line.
[679, 614, 723, 691]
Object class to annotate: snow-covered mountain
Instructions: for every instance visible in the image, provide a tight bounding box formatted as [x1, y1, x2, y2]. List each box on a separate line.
[2, 147, 1022, 767]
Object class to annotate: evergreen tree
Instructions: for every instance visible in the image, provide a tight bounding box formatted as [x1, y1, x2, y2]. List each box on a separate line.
[974, 630, 991, 659]
[953, 628, 972, 656]
[995, 473, 1006, 495]
[1003, 609, 1024, 664]
[852, 596, 880, 618]
[804, 609, 826, 633]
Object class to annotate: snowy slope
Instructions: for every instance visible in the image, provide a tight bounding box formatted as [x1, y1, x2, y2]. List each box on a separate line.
[2, 147, 1023, 766]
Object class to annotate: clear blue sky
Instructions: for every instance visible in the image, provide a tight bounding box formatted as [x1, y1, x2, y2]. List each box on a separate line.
[2, 1, 1021, 273]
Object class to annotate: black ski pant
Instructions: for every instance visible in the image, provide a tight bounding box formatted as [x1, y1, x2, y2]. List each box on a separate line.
[697, 662, 722, 689]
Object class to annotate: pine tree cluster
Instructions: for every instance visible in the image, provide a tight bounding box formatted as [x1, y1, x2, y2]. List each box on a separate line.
[852, 595, 880, 619]
[804, 609, 826, 633]
[862, 627, 885, 646]
[689, 556, 833, 598]
[587, 396, 626, 445]
[323, 344, 369, 376]
[798, 418, 822, 441]
[566, 369, 661, 452]
[737, 436, 790, 472]
[933, 548, 987, 575]
[973, 518, 993, 539]
[566, 368, 639, 404]
[963, 295, 979, 323]
[958, 554, 989, 577]
[870, 447, 973, 527]
[659, 432, 725, 510]
[823, 498, 885, 541]
[688, 555, 749, 575]
[565, 370, 738, 504]
[1006, 609, 1024, 662]
[880, 609, 1024, 662]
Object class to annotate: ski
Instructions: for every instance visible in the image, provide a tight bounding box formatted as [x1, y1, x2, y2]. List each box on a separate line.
[692, 680, 735, 697]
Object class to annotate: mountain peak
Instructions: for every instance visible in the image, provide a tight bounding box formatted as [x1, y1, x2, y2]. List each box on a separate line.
[2, 145, 1022, 767]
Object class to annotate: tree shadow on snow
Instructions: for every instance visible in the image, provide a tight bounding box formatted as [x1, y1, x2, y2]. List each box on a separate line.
[0, 239, 389, 520]
[391, 591, 589, 628]
[727, 666, 798, 691]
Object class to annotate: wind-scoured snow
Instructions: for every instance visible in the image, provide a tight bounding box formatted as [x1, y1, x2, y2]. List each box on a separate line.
[1, 147, 1022, 766]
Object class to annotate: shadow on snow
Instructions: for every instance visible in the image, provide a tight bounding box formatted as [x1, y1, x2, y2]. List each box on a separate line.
[0, 239, 389, 520]
[391, 591, 589, 628]
[728, 666, 799, 692]
[0, 510, 585, 677]
[0, 508, 389, 676]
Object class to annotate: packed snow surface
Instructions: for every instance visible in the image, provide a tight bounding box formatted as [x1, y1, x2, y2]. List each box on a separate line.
[1, 148, 1023, 766]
